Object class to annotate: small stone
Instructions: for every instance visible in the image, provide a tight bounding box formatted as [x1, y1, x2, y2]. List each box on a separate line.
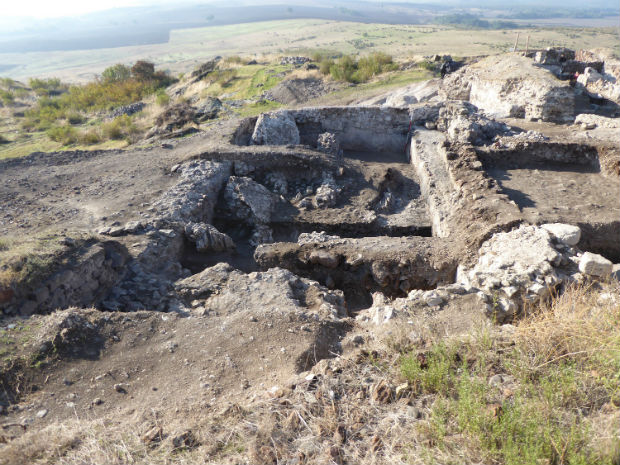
[268, 385, 284, 398]
[92, 398, 103, 405]
[423, 291, 443, 307]
[114, 383, 129, 394]
[171, 430, 198, 449]
[372, 379, 392, 404]
[36, 409, 48, 418]
[142, 426, 163, 444]
[66, 402, 75, 408]
[395, 383, 409, 398]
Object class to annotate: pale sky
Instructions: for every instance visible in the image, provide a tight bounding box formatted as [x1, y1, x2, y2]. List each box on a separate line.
[2, 0, 177, 18]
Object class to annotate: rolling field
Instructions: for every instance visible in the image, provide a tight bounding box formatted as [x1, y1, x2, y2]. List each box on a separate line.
[1, 19, 618, 83]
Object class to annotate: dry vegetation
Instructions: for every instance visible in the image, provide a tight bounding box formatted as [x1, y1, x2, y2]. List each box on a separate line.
[1, 283, 618, 464]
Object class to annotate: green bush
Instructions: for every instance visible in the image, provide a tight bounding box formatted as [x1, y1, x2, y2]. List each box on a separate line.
[46, 125, 78, 145]
[0, 89, 15, 106]
[101, 115, 138, 140]
[66, 112, 86, 125]
[101, 64, 131, 84]
[156, 89, 170, 106]
[28, 77, 65, 96]
[318, 52, 397, 83]
[78, 129, 102, 145]
[319, 58, 335, 75]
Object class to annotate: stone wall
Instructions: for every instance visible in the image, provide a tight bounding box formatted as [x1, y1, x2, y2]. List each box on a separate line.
[2, 241, 129, 316]
[289, 107, 411, 153]
[442, 54, 576, 123]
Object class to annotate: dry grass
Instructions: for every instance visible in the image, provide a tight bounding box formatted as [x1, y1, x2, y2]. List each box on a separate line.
[1, 283, 618, 464]
[516, 281, 620, 371]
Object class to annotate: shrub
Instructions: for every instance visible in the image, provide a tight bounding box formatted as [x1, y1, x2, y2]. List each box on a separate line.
[156, 89, 170, 106]
[101, 115, 138, 140]
[131, 60, 155, 81]
[318, 52, 397, 83]
[79, 129, 102, 145]
[223, 55, 245, 65]
[66, 112, 86, 125]
[101, 64, 131, 84]
[28, 77, 65, 96]
[319, 58, 335, 75]
[46, 125, 78, 145]
[0, 89, 15, 106]
[330, 55, 357, 82]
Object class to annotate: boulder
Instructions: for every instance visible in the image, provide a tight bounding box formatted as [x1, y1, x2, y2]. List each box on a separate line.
[184, 222, 235, 252]
[541, 223, 581, 246]
[251, 111, 300, 146]
[194, 97, 222, 122]
[579, 252, 613, 277]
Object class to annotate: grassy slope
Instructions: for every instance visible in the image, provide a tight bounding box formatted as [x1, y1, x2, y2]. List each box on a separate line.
[0, 20, 617, 83]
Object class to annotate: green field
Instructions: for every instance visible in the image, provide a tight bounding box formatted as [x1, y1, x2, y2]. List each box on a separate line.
[1, 20, 618, 83]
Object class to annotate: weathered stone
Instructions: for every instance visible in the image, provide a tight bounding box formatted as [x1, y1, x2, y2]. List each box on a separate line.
[224, 176, 277, 224]
[194, 97, 222, 122]
[152, 160, 232, 226]
[437, 100, 510, 145]
[316, 132, 341, 156]
[579, 252, 613, 277]
[251, 111, 300, 146]
[541, 223, 581, 246]
[297, 231, 341, 245]
[308, 251, 340, 268]
[442, 54, 575, 123]
[184, 222, 235, 252]
[457, 225, 573, 321]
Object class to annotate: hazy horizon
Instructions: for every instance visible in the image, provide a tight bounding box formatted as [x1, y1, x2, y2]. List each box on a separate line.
[5, 0, 619, 19]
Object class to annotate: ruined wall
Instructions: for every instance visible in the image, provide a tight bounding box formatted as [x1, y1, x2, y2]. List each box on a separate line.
[2, 241, 129, 316]
[442, 55, 576, 123]
[289, 107, 411, 153]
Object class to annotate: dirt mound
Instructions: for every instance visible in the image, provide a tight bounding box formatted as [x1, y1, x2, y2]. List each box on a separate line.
[264, 77, 339, 105]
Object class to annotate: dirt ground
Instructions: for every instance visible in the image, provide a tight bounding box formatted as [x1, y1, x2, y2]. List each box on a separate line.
[1, 57, 619, 463]
[0, 121, 237, 238]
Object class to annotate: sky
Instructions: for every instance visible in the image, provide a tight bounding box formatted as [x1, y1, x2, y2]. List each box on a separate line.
[2, 0, 177, 18]
[3, 0, 618, 19]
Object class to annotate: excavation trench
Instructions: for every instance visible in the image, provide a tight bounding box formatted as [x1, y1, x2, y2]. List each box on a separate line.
[478, 144, 620, 262]
[184, 107, 458, 307]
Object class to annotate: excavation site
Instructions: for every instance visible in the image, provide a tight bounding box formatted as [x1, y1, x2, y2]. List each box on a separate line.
[0, 45, 619, 465]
